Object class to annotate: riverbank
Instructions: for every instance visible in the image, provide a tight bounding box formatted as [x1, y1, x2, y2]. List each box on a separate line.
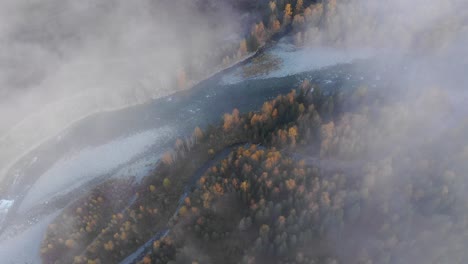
[0, 40, 383, 264]
[40, 86, 313, 263]
[0, 49, 261, 195]
[3, 55, 376, 235]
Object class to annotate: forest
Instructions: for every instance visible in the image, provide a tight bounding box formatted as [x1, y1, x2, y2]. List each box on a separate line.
[40, 73, 468, 264]
[178, 0, 338, 89]
[37, 1, 468, 263]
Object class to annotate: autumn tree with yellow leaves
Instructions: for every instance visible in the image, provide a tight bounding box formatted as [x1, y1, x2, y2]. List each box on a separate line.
[283, 3, 293, 26]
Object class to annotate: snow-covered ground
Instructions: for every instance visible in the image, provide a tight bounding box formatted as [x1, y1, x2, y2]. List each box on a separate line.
[112, 152, 163, 182]
[0, 51, 256, 188]
[222, 42, 372, 84]
[19, 126, 174, 213]
[0, 199, 14, 227]
[0, 126, 174, 263]
[0, 211, 60, 264]
[0, 38, 376, 263]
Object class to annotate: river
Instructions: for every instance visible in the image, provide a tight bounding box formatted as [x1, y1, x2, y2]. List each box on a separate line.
[0, 39, 378, 263]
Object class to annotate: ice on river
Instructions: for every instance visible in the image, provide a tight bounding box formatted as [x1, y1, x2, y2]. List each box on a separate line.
[222, 42, 372, 84]
[0, 199, 14, 227]
[19, 126, 174, 213]
[0, 211, 59, 264]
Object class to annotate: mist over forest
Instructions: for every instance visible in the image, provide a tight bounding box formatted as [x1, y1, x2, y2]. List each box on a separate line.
[0, 0, 249, 182]
[0, 0, 468, 263]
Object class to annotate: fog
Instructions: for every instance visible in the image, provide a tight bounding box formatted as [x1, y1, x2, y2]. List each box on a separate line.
[1, 0, 468, 263]
[18, 126, 174, 213]
[0, 0, 245, 184]
[306, 0, 467, 53]
[299, 0, 468, 263]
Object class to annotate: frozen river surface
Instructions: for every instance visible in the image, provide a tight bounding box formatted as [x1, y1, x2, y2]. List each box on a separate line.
[0, 42, 378, 263]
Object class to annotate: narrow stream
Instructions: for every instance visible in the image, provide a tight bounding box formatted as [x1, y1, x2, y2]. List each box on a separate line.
[120, 144, 242, 264]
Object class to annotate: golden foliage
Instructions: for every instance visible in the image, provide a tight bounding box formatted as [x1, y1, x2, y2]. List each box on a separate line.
[262, 101, 273, 115]
[299, 103, 305, 114]
[179, 206, 188, 216]
[272, 108, 278, 118]
[304, 7, 312, 18]
[223, 108, 240, 131]
[264, 150, 282, 170]
[239, 39, 248, 57]
[202, 192, 213, 208]
[177, 69, 186, 89]
[304, 3, 324, 25]
[320, 122, 335, 157]
[223, 113, 233, 131]
[284, 4, 293, 17]
[260, 224, 270, 237]
[293, 14, 305, 29]
[103, 240, 114, 251]
[283, 4, 293, 25]
[163, 178, 171, 189]
[288, 126, 298, 138]
[271, 19, 281, 32]
[193, 127, 203, 141]
[296, 0, 304, 13]
[142, 256, 152, 264]
[240, 181, 249, 192]
[300, 79, 311, 91]
[199, 176, 206, 185]
[153, 240, 161, 250]
[212, 183, 224, 196]
[252, 22, 266, 44]
[286, 179, 297, 190]
[288, 126, 298, 146]
[208, 148, 215, 155]
[250, 113, 265, 126]
[184, 197, 191, 206]
[162, 152, 174, 165]
[269, 1, 276, 12]
[287, 89, 296, 103]
[65, 239, 75, 249]
[175, 138, 184, 149]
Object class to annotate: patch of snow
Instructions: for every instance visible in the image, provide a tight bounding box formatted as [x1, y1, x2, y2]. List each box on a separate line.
[0, 199, 14, 227]
[113, 153, 162, 182]
[188, 108, 200, 114]
[30, 156, 38, 165]
[0, 200, 14, 212]
[19, 126, 174, 213]
[222, 43, 373, 85]
[11, 172, 20, 187]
